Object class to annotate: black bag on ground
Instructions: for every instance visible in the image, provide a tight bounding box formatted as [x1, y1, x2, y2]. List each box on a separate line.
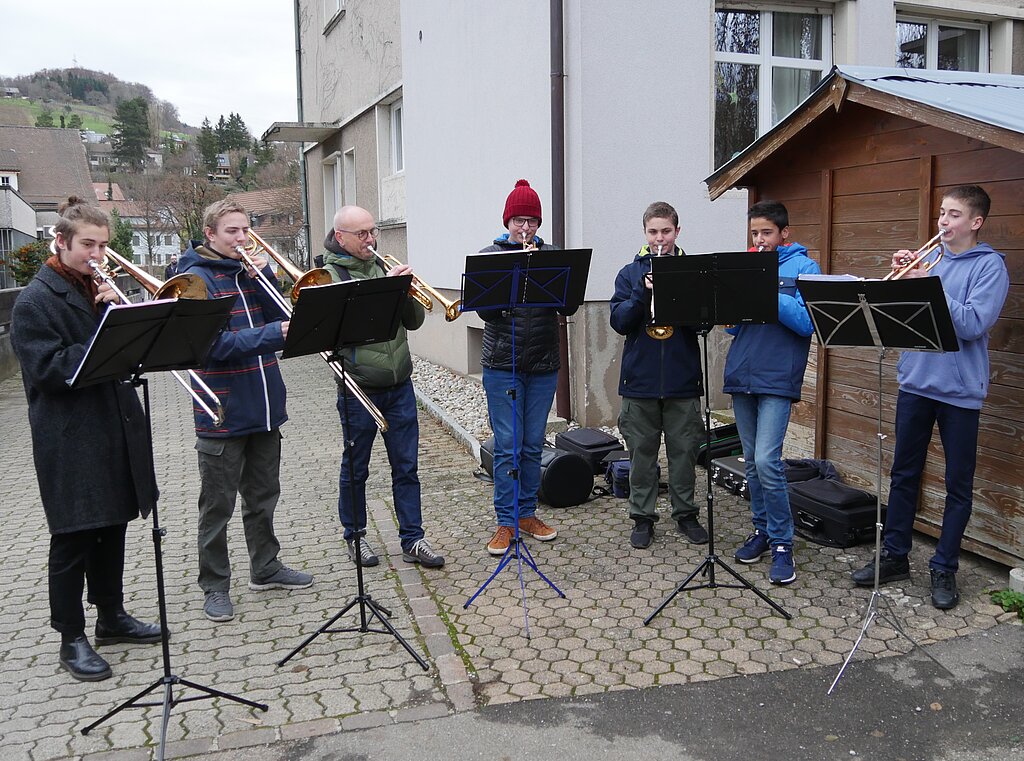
[480, 437, 594, 508]
[787, 478, 884, 548]
[710, 455, 749, 499]
[603, 457, 660, 499]
[554, 428, 625, 475]
[696, 423, 742, 467]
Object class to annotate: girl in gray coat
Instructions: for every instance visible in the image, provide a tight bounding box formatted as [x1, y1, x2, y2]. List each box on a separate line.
[11, 198, 161, 682]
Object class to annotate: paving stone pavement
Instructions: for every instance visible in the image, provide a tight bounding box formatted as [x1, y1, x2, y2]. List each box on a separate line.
[0, 355, 1014, 761]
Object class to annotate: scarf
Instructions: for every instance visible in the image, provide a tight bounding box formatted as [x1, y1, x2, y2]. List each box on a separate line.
[46, 254, 100, 313]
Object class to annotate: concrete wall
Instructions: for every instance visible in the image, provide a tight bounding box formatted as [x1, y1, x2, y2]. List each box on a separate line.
[0, 288, 21, 383]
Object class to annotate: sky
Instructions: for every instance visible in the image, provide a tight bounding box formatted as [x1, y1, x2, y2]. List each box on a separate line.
[1, 0, 298, 137]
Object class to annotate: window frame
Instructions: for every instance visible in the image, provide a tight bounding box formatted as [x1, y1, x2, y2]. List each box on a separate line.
[390, 99, 404, 175]
[895, 15, 989, 73]
[714, 8, 832, 142]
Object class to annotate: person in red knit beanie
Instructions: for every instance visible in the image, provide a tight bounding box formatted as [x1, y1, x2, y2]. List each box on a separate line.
[477, 179, 577, 556]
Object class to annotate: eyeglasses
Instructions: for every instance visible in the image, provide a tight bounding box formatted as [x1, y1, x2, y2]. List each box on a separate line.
[510, 217, 540, 228]
[337, 227, 380, 241]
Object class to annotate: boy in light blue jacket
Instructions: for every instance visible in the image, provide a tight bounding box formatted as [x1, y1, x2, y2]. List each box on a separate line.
[725, 201, 820, 585]
[852, 185, 1009, 610]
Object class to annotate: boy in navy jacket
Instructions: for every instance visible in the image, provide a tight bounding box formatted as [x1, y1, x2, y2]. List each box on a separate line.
[725, 201, 820, 585]
[851, 185, 1009, 610]
[610, 202, 706, 549]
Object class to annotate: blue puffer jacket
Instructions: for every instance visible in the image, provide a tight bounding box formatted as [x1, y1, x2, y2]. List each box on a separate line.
[609, 245, 702, 399]
[723, 243, 820, 400]
[179, 241, 289, 437]
[897, 242, 1008, 409]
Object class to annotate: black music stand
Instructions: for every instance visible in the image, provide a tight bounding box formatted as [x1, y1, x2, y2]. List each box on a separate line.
[460, 248, 592, 637]
[796, 275, 957, 693]
[73, 297, 253, 761]
[274, 275, 430, 671]
[644, 251, 793, 625]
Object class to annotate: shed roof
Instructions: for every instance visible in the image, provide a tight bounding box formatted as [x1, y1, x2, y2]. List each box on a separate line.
[706, 66, 1024, 199]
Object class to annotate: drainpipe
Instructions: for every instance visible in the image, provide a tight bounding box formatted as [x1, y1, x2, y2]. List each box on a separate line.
[551, 0, 571, 421]
[294, 0, 312, 269]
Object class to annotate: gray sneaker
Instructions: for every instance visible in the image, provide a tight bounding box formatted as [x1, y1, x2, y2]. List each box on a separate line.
[402, 538, 445, 568]
[347, 538, 380, 567]
[203, 591, 234, 622]
[248, 566, 314, 591]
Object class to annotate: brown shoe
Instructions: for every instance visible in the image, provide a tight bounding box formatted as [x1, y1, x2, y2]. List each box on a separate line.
[519, 516, 557, 541]
[487, 526, 514, 556]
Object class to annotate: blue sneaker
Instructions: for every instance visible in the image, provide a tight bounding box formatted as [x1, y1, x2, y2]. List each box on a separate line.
[734, 530, 770, 564]
[769, 545, 796, 585]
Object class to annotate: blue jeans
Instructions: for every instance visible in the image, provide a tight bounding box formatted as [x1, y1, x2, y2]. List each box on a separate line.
[336, 379, 423, 551]
[883, 390, 979, 573]
[483, 368, 558, 526]
[731, 393, 794, 547]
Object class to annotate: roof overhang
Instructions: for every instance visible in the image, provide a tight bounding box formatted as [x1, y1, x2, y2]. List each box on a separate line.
[260, 122, 339, 144]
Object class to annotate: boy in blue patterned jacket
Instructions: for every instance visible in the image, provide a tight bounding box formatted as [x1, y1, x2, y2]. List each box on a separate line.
[725, 201, 820, 585]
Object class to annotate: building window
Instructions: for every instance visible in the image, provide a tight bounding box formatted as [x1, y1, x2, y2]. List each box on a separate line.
[0, 175, 10, 187]
[322, 152, 342, 230]
[714, 8, 832, 168]
[132, 234, 140, 247]
[323, 0, 345, 32]
[390, 99, 404, 174]
[164, 234, 173, 245]
[896, 17, 987, 72]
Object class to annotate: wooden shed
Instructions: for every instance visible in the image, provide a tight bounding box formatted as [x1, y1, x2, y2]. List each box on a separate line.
[707, 65, 1023, 568]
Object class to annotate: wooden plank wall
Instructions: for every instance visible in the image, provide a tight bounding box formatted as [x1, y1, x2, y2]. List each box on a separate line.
[748, 102, 1023, 567]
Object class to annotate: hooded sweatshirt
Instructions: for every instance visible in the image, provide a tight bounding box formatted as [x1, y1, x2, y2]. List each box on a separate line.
[178, 241, 288, 437]
[321, 231, 424, 390]
[722, 242, 820, 400]
[897, 242, 1008, 409]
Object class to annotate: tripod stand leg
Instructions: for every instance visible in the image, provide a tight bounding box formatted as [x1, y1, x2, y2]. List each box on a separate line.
[874, 595, 954, 676]
[464, 548, 517, 608]
[712, 556, 792, 619]
[81, 679, 164, 734]
[517, 539, 566, 598]
[644, 557, 713, 625]
[360, 597, 430, 670]
[277, 597, 360, 666]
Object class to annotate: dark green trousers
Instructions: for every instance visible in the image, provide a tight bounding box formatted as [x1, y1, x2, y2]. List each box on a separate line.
[618, 397, 703, 523]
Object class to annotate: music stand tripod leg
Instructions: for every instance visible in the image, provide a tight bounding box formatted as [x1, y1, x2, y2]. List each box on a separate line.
[645, 330, 791, 625]
[276, 366, 428, 671]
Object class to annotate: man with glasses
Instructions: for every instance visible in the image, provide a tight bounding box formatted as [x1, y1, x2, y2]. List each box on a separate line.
[321, 205, 445, 570]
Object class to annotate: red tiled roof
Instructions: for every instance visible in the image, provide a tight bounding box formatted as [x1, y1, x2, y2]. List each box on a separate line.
[92, 182, 126, 201]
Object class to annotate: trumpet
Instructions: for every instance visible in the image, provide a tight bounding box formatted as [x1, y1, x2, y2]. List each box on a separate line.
[367, 245, 462, 321]
[646, 245, 673, 340]
[234, 237, 389, 433]
[883, 230, 946, 281]
[61, 241, 225, 426]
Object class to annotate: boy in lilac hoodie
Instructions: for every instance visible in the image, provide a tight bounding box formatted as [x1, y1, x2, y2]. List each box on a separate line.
[851, 185, 1009, 610]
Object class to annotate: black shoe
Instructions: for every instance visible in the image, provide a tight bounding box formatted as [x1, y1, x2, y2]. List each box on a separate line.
[930, 569, 960, 610]
[630, 518, 655, 549]
[59, 636, 112, 682]
[677, 516, 709, 545]
[95, 610, 163, 646]
[851, 551, 910, 587]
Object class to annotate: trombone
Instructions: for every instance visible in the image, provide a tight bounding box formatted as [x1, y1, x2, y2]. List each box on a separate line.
[883, 230, 946, 281]
[58, 241, 225, 426]
[367, 245, 462, 321]
[236, 233, 389, 433]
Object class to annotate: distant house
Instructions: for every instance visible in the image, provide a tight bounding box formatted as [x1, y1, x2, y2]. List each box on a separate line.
[213, 153, 231, 179]
[92, 182, 180, 267]
[2, 87, 20, 98]
[227, 186, 305, 263]
[0, 125, 93, 287]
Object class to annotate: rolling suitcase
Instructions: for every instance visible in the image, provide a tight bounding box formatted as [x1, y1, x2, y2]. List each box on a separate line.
[787, 478, 884, 548]
[554, 428, 625, 475]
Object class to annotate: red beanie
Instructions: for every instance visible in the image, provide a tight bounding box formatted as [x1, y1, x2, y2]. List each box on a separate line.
[502, 179, 542, 227]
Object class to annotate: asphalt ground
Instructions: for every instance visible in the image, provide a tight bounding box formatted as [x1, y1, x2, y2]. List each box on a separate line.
[0, 355, 1019, 761]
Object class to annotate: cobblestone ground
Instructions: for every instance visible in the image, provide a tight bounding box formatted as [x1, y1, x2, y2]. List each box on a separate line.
[0, 356, 1012, 760]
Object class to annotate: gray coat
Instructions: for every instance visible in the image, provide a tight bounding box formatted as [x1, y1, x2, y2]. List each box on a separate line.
[11, 265, 156, 535]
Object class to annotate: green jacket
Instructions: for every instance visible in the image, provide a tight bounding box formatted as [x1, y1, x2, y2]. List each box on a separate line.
[322, 248, 425, 390]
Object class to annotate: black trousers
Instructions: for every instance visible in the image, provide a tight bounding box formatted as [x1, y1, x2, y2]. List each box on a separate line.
[49, 524, 127, 636]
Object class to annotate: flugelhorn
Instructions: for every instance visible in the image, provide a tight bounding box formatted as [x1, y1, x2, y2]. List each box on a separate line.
[883, 230, 946, 281]
[646, 245, 673, 340]
[367, 246, 462, 321]
[233, 238, 389, 433]
[54, 240, 225, 426]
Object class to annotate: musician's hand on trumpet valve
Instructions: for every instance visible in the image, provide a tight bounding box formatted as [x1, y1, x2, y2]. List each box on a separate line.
[890, 249, 928, 279]
[387, 262, 414, 279]
[95, 279, 121, 304]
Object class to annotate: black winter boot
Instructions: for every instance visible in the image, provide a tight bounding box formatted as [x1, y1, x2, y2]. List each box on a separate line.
[59, 634, 112, 681]
[95, 607, 163, 646]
